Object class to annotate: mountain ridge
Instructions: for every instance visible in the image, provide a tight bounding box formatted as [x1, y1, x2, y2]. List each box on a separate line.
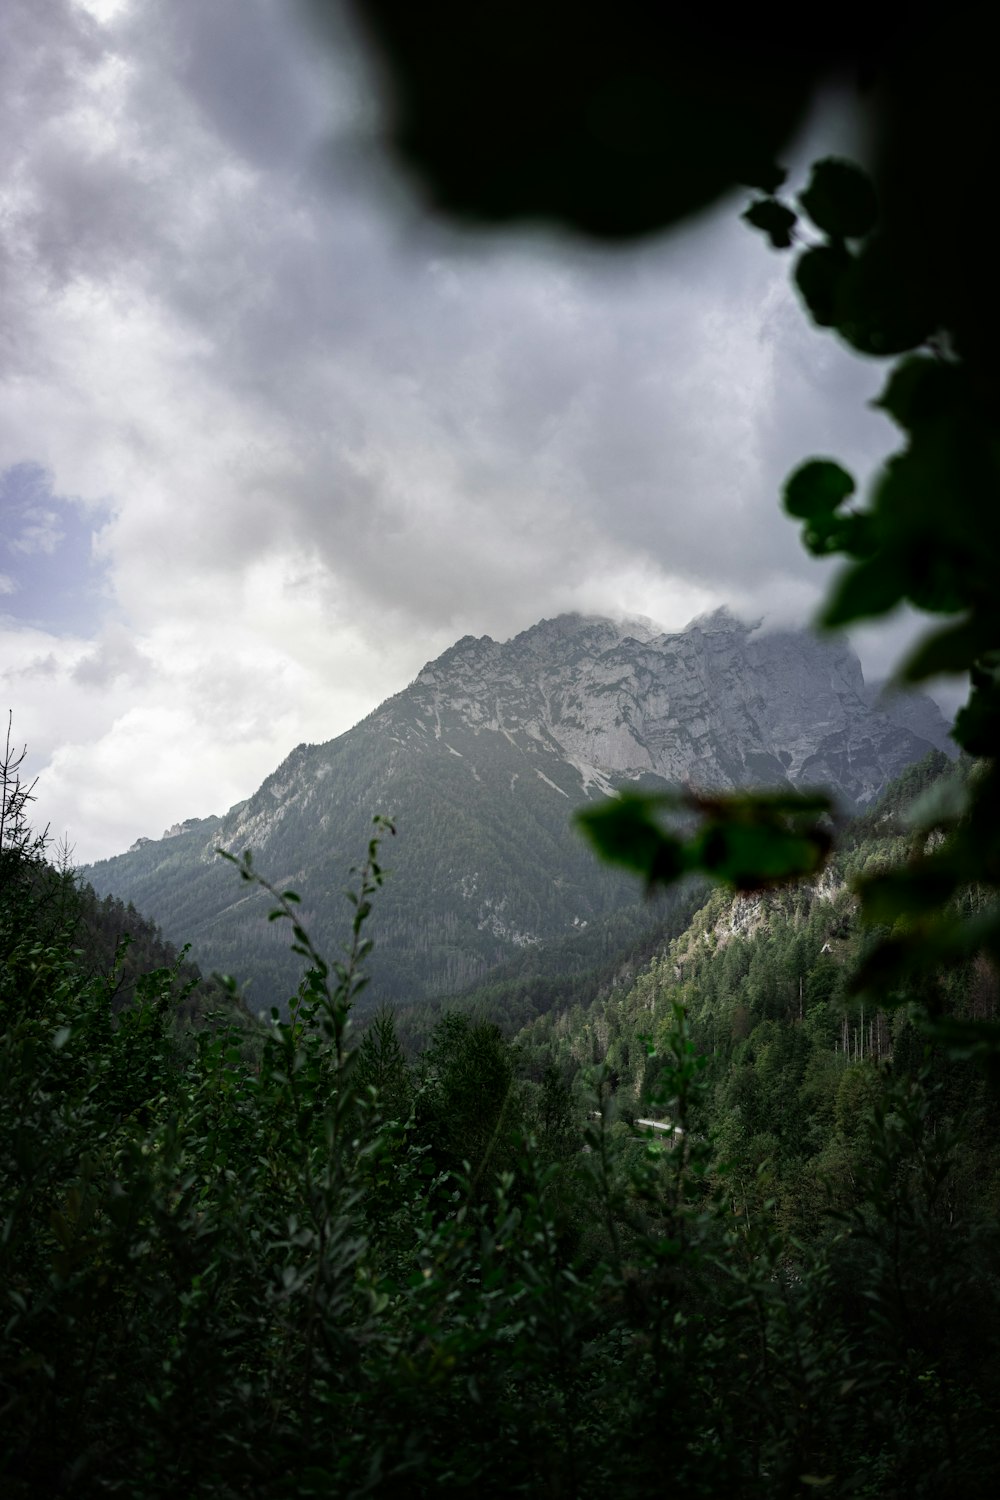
[83, 610, 953, 1013]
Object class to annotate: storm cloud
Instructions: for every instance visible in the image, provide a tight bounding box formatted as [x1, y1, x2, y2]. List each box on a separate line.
[1, 0, 923, 861]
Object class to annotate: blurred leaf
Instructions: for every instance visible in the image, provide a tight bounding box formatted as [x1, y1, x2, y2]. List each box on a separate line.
[742, 197, 797, 249]
[784, 459, 855, 520]
[798, 157, 877, 238]
[867, 434, 989, 615]
[902, 774, 968, 831]
[342, 1, 817, 239]
[822, 554, 909, 627]
[795, 236, 933, 355]
[802, 510, 875, 559]
[700, 790, 832, 815]
[849, 929, 935, 1000]
[851, 909, 1000, 999]
[858, 865, 961, 925]
[900, 617, 986, 681]
[874, 355, 960, 431]
[794, 243, 850, 327]
[577, 790, 831, 893]
[575, 795, 686, 887]
[693, 819, 830, 889]
[954, 683, 1000, 757]
[836, 238, 936, 355]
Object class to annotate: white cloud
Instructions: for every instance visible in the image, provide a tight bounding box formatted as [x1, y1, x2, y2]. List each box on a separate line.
[73, 0, 133, 22]
[1, 1, 924, 865]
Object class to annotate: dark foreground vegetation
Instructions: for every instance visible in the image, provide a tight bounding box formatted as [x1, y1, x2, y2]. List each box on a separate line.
[3, 735, 1000, 1499]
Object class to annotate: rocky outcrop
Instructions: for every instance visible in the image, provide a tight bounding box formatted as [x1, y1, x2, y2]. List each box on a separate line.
[84, 610, 952, 1013]
[377, 608, 952, 809]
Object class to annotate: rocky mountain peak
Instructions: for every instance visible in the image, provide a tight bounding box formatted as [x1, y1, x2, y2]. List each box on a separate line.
[85, 608, 955, 1014]
[382, 609, 953, 810]
[685, 605, 756, 637]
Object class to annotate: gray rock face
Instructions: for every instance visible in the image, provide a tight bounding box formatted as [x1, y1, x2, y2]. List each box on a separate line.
[377, 607, 952, 809]
[84, 609, 952, 1013]
[863, 680, 956, 759]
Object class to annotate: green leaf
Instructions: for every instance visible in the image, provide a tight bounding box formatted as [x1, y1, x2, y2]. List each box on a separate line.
[902, 775, 969, 831]
[783, 459, 855, 520]
[693, 820, 830, 890]
[577, 790, 831, 893]
[848, 930, 925, 1000]
[802, 510, 875, 560]
[862, 436, 988, 616]
[575, 796, 685, 887]
[954, 687, 1000, 757]
[899, 617, 986, 681]
[858, 866, 961, 925]
[850, 909, 1000, 1000]
[836, 239, 936, 356]
[794, 243, 851, 327]
[798, 158, 877, 238]
[874, 356, 959, 432]
[822, 554, 909, 627]
[705, 790, 831, 815]
[742, 197, 797, 249]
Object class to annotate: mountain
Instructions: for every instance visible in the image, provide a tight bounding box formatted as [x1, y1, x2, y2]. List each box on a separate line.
[82, 609, 953, 1014]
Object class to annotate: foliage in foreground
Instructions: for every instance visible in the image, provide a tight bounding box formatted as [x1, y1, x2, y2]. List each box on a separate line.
[3, 787, 1000, 1498]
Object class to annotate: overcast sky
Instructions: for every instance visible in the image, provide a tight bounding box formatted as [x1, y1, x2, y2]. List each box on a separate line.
[2, 0, 941, 864]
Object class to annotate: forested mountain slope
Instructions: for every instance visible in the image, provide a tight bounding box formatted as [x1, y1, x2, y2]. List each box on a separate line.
[82, 611, 951, 1015]
[71, 879, 249, 1027]
[12, 857, 247, 1030]
[518, 751, 1000, 1229]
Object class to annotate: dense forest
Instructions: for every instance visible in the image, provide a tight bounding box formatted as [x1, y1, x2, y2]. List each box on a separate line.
[519, 753, 1000, 1234]
[4, 728, 1000, 1497]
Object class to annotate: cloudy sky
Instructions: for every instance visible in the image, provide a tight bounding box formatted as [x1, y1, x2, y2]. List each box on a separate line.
[2, 0, 934, 864]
